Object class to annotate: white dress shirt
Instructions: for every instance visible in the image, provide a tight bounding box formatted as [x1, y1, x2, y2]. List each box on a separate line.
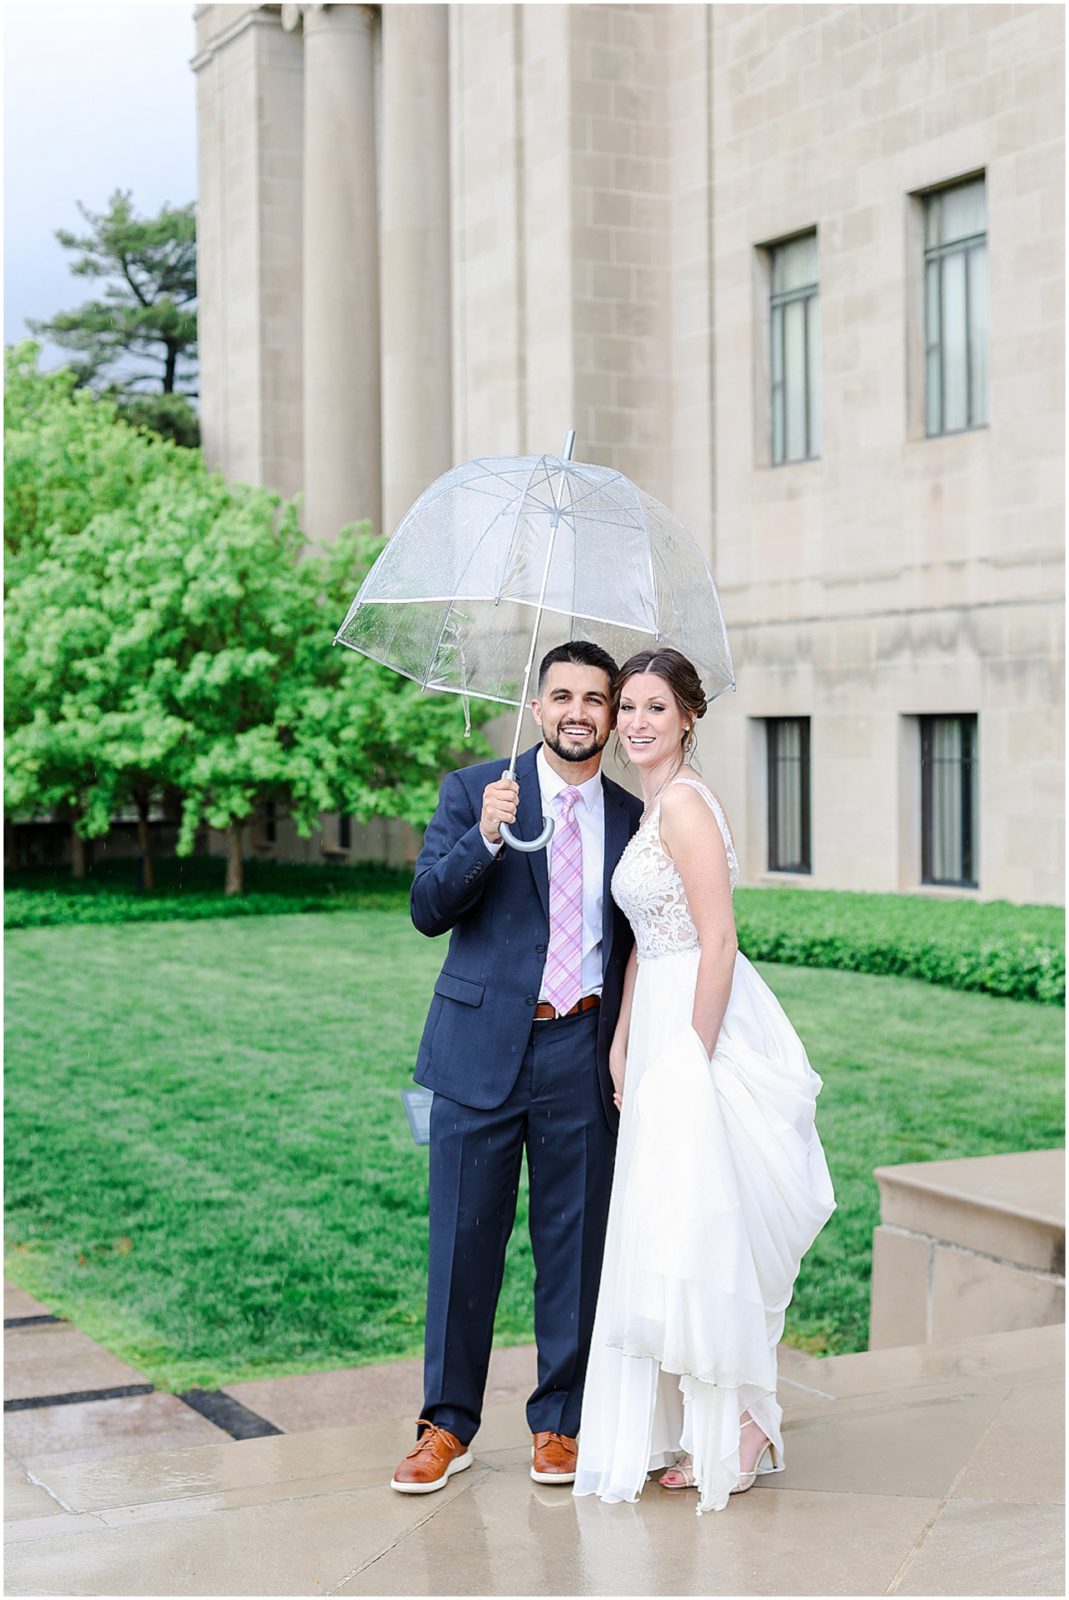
[481, 747, 606, 1002]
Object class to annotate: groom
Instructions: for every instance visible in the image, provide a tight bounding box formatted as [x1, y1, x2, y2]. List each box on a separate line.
[390, 640, 642, 1494]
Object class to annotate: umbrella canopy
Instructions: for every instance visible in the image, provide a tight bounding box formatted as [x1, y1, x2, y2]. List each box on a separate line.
[334, 451, 734, 711]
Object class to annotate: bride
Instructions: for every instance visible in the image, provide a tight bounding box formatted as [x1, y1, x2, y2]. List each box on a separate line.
[572, 648, 835, 1516]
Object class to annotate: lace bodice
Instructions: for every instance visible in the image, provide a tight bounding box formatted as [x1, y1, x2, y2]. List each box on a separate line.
[611, 777, 739, 960]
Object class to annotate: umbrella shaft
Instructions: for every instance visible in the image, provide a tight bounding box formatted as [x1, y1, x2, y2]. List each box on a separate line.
[507, 458, 569, 772]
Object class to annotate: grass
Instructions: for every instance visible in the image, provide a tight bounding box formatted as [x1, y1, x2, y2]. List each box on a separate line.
[5, 912, 1063, 1388]
[8, 857, 1062, 1006]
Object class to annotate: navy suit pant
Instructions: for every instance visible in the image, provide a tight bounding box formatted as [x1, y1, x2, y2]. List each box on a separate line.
[421, 1007, 615, 1445]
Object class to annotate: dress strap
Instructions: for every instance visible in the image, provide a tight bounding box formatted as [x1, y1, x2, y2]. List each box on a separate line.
[659, 777, 739, 887]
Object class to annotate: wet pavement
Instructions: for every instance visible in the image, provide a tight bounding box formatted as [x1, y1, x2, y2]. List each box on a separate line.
[4, 1280, 1063, 1595]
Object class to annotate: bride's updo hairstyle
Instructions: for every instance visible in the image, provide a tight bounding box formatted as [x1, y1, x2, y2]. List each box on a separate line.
[613, 647, 707, 759]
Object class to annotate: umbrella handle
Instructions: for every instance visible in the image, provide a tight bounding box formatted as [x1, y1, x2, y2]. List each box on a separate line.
[500, 813, 555, 853]
[499, 763, 555, 852]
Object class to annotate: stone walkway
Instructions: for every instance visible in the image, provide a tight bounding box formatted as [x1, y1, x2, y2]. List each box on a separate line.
[4, 1280, 1064, 1596]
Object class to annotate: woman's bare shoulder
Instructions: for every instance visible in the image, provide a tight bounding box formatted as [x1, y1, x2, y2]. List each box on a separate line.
[659, 778, 726, 832]
[661, 776, 728, 814]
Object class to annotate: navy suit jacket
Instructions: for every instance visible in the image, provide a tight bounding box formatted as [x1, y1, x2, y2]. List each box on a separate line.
[411, 742, 643, 1128]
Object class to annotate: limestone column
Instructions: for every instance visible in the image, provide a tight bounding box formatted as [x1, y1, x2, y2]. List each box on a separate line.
[380, 4, 452, 534]
[301, 2, 381, 540]
[194, 5, 304, 498]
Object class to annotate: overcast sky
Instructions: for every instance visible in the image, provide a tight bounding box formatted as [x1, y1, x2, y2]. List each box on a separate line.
[4, 2, 197, 362]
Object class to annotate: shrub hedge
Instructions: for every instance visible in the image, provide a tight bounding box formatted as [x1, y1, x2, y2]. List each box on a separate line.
[733, 887, 1064, 1006]
[3, 856, 411, 928]
[5, 858, 1063, 1005]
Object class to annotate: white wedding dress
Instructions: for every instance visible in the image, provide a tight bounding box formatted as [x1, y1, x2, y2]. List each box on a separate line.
[573, 777, 835, 1515]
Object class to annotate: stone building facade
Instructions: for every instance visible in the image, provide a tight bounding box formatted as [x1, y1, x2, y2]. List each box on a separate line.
[192, 2, 1064, 902]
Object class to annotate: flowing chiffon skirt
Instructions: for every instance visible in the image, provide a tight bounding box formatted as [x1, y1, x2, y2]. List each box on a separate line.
[573, 947, 835, 1515]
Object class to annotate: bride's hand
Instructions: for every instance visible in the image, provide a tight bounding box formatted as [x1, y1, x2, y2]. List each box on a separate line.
[609, 1043, 627, 1110]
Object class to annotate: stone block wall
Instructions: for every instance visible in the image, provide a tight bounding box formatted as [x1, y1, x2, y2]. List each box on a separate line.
[870, 1149, 1065, 1349]
[192, 4, 1064, 896]
[704, 3, 1064, 903]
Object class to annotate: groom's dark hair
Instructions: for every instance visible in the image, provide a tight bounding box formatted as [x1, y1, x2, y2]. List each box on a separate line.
[537, 639, 619, 692]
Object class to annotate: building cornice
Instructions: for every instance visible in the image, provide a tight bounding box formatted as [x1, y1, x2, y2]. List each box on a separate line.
[282, 3, 379, 32]
[191, 5, 286, 73]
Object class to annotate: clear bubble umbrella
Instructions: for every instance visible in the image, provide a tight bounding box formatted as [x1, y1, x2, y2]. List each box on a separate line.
[334, 433, 734, 852]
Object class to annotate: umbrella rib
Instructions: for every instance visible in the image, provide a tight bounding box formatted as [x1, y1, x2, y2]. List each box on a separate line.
[334, 638, 525, 707]
[397, 460, 503, 515]
[338, 479, 519, 631]
[466, 458, 551, 500]
[469, 458, 525, 487]
[630, 482, 661, 638]
[423, 605, 459, 694]
[523, 600, 659, 632]
[458, 497, 527, 592]
[419, 460, 632, 523]
[336, 452, 735, 713]
[556, 468, 625, 517]
[420, 488, 524, 689]
[496, 453, 549, 608]
[343, 597, 660, 630]
[449, 475, 534, 504]
[563, 462, 580, 645]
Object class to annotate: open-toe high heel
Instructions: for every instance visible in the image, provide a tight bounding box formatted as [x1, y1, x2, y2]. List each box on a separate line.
[730, 1416, 779, 1494]
[658, 1454, 697, 1491]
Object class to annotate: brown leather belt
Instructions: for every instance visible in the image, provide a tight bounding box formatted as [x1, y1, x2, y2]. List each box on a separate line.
[533, 994, 601, 1022]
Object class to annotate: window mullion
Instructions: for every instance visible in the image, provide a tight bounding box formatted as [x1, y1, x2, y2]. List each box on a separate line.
[801, 718, 811, 871]
[768, 234, 818, 467]
[767, 723, 778, 869]
[926, 231, 985, 261]
[922, 177, 987, 438]
[964, 246, 973, 428]
[803, 295, 811, 460]
[938, 254, 946, 436]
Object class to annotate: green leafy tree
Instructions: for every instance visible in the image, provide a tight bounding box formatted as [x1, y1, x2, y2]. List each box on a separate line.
[112, 392, 200, 450]
[28, 190, 198, 446]
[156, 483, 489, 894]
[4, 341, 199, 586]
[4, 345, 198, 878]
[4, 351, 485, 892]
[4, 500, 190, 883]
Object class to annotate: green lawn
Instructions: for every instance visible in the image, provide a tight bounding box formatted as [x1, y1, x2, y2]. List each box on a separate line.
[5, 912, 1063, 1389]
[7, 855, 1062, 1004]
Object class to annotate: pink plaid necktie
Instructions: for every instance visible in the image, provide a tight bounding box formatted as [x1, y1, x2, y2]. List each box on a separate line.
[543, 787, 584, 1016]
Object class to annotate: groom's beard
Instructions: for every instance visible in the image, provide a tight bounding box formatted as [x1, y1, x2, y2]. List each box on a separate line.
[542, 723, 610, 764]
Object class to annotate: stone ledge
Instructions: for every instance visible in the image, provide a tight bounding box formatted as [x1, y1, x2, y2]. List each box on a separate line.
[874, 1148, 1065, 1274]
[876, 1221, 1066, 1283]
[870, 1149, 1066, 1351]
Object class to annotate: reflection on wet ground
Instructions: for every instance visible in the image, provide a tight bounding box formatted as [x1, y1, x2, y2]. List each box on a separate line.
[4, 1279, 1063, 1596]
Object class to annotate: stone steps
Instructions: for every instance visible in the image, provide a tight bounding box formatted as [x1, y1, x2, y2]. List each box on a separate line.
[5, 1324, 1062, 1596]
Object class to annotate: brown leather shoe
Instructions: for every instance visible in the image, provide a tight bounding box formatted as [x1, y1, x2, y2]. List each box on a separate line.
[531, 1430, 578, 1484]
[390, 1419, 473, 1494]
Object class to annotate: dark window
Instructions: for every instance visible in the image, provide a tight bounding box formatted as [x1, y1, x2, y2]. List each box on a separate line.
[923, 176, 988, 436]
[338, 814, 352, 851]
[767, 718, 811, 873]
[264, 801, 276, 845]
[921, 715, 978, 886]
[769, 232, 821, 465]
